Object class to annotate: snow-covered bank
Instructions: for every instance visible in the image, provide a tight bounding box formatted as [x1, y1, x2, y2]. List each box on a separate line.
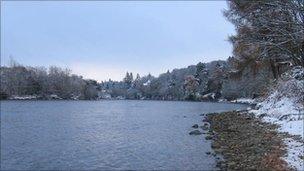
[251, 66, 304, 138]
[250, 66, 304, 170]
[251, 104, 303, 170]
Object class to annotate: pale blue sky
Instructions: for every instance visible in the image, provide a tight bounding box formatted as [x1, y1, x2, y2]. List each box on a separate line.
[1, 1, 234, 81]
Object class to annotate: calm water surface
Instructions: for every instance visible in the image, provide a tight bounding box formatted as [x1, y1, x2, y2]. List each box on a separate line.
[1, 100, 248, 170]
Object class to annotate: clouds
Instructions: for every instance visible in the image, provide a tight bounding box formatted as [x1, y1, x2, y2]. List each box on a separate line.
[1, 1, 234, 80]
[70, 62, 126, 82]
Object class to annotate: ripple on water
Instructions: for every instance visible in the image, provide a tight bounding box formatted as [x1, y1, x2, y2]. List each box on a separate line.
[1, 100, 248, 170]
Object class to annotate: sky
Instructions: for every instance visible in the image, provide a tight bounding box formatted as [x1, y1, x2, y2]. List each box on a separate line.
[1, 1, 235, 81]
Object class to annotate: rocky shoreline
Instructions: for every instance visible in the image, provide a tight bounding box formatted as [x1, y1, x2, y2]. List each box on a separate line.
[197, 110, 302, 170]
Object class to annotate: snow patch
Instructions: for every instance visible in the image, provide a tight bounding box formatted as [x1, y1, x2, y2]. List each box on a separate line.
[50, 94, 62, 100]
[251, 100, 304, 170]
[255, 93, 303, 119]
[231, 98, 257, 104]
[283, 138, 304, 171]
[202, 93, 216, 100]
[209, 93, 216, 99]
[9, 95, 38, 100]
[143, 80, 151, 86]
[250, 66, 304, 170]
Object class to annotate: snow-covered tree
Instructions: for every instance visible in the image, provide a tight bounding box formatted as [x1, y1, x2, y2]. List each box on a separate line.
[183, 75, 199, 100]
[224, 0, 304, 78]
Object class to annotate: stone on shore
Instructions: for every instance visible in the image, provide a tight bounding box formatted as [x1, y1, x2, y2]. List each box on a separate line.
[206, 111, 290, 170]
[205, 135, 213, 140]
[200, 123, 209, 130]
[192, 124, 199, 128]
[189, 130, 202, 135]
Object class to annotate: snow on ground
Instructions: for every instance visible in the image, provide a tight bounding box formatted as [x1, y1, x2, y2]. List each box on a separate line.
[255, 91, 303, 119]
[251, 100, 304, 170]
[250, 66, 304, 170]
[283, 138, 304, 170]
[202, 93, 216, 100]
[50, 94, 63, 100]
[231, 98, 257, 104]
[9, 95, 38, 100]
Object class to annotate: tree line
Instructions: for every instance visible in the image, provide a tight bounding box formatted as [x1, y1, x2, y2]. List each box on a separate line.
[100, 60, 230, 101]
[0, 61, 99, 100]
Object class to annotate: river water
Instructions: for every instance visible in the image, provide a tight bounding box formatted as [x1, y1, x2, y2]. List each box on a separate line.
[0, 100, 248, 170]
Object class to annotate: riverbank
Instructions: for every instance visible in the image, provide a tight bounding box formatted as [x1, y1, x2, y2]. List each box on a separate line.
[0, 95, 240, 103]
[203, 110, 303, 170]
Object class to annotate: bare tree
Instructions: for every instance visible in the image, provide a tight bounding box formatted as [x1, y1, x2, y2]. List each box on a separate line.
[224, 0, 304, 78]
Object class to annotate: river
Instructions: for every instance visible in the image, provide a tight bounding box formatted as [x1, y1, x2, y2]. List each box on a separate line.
[0, 100, 248, 170]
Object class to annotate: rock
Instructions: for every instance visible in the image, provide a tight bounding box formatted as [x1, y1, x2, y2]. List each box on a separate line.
[200, 126, 206, 130]
[206, 151, 211, 155]
[207, 130, 214, 135]
[211, 142, 221, 149]
[206, 110, 289, 170]
[245, 116, 252, 120]
[189, 130, 202, 135]
[192, 124, 199, 128]
[202, 118, 208, 122]
[205, 135, 213, 140]
[213, 148, 223, 154]
[200, 123, 209, 130]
